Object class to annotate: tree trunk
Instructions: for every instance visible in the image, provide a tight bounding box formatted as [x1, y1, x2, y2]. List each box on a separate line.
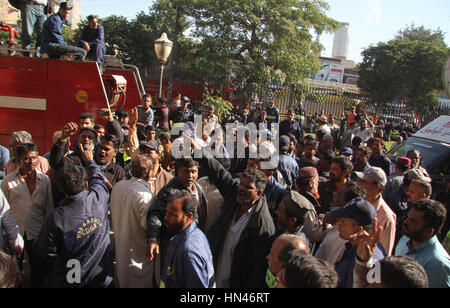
[166, 3, 182, 100]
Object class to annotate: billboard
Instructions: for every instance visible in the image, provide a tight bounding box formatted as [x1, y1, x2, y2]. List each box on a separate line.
[313, 62, 344, 83]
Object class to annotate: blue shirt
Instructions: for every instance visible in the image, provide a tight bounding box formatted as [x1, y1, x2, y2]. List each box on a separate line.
[278, 154, 299, 188]
[41, 13, 66, 53]
[335, 242, 386, 288]
[162, 222, 215, 288]
[395, 235, 450, 288]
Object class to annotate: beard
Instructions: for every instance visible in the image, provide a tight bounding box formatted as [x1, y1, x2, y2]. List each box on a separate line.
[82, 143, 94, 151]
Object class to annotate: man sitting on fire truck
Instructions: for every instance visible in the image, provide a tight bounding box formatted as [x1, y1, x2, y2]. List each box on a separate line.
[41, 2, 87, 60]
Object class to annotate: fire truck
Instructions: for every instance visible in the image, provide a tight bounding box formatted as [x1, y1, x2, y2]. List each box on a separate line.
[0, 53, 145, 153]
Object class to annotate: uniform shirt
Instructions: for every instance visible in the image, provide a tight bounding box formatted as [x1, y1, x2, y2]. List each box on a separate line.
[265, 106, 280, 129]
[33, 160, 114, 288]
[169, 108, 194, 125]
[162, 222, 215, 288]
[395, 235, 450, 288]
[1, 169, 53, 240]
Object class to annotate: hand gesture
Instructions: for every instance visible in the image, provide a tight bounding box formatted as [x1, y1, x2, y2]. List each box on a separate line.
[79, 143, 94, 162]
[128, 107, 138, 128]
[182, 132, 201, 151]
[147, 240, 159, 262]
[61, 122, 78, 140]
[350, 218, 383, 262]
[98, 108, 114, 122]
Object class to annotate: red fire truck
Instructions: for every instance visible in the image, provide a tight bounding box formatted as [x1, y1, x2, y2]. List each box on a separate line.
[0, 54, 145, 153]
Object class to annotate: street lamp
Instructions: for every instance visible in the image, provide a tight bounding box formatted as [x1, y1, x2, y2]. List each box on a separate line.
[154, 33, 173, 98]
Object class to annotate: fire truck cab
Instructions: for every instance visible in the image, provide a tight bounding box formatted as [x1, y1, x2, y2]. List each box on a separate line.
[0, 54, 145, 153]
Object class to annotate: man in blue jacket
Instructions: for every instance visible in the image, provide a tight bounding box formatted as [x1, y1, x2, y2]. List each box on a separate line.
[33, 144, 114, 288]
[41, 2, 87, 60]
[162, 191, 215, 288]
[79, 15, 106, 65]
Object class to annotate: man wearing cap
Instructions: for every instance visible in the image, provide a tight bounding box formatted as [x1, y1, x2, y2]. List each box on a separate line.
[296, 167, 321, 210]
[278, 136, 299, 189]
[340, 146, 354, 161]
[280, 109, 303, 141]
[169, 97, 194, 128]
[275, 191, 320, 250]
[265, 100, 280, 131]
[41, 2, 88, 60]
[333, 197, 386, 288]
[384, 157, 411, 197]
[355, 167, 397, 256]
[138, 140, 173, 196]
[395, 199, 450, 288]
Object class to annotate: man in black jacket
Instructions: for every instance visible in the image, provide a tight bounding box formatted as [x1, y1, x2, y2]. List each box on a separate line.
[197, 150, 276, 288]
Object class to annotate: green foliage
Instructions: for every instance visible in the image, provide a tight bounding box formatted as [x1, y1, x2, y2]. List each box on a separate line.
[190, 0, 338, 101]
[358, 25, 449, 115]
[201, 94, 234, 121]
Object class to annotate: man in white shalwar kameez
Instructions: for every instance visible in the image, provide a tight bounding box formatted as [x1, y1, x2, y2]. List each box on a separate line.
[110, 154, 155, 288]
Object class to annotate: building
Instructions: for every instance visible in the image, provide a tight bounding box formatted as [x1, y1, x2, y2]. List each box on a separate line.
[0, 2, 20, 28]
[332, 22, 350, 60]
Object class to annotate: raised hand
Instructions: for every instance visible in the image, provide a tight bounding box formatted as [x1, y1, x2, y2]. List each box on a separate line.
[79, 143, 94, 163]
[350, 218, 383, 262]
[61, 122, 78, 141]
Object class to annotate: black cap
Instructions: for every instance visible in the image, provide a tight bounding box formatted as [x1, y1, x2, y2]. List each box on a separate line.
[59, 2, 73, 10]
[181, 96, 190, 103]
[332, 197, 377, 227]
[139, 140, 159, 152]
[79, 127, 97, 138]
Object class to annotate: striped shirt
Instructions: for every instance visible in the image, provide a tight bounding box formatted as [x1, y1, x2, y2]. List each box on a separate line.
[137, 105, 154, 127]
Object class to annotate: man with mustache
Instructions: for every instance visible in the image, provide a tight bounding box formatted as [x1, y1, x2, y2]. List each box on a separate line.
[318, 156, 354, 214]
[395, 199, 450, 288]
[195, 149, 276, 288]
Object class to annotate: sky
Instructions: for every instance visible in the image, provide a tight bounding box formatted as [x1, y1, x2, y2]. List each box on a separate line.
[80, 0, 450, 64]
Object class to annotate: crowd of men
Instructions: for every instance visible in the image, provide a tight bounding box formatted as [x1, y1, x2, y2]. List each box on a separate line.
[0, 89, 449, 289]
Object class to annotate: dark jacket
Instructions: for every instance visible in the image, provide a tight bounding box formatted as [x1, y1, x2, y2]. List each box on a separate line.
[199, 154, 276, 288]
[33, 160, 114, 288]
[49, 120, 125, 205]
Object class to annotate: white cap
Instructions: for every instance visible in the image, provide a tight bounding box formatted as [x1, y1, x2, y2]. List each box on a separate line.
[354, 167, 387, 186]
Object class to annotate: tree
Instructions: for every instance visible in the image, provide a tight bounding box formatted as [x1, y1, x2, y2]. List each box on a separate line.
[358, 25, 450, 118]
[189, 0, 338, 103]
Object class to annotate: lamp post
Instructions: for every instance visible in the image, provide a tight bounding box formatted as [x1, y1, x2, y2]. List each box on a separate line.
[154, 33, 173, 98]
